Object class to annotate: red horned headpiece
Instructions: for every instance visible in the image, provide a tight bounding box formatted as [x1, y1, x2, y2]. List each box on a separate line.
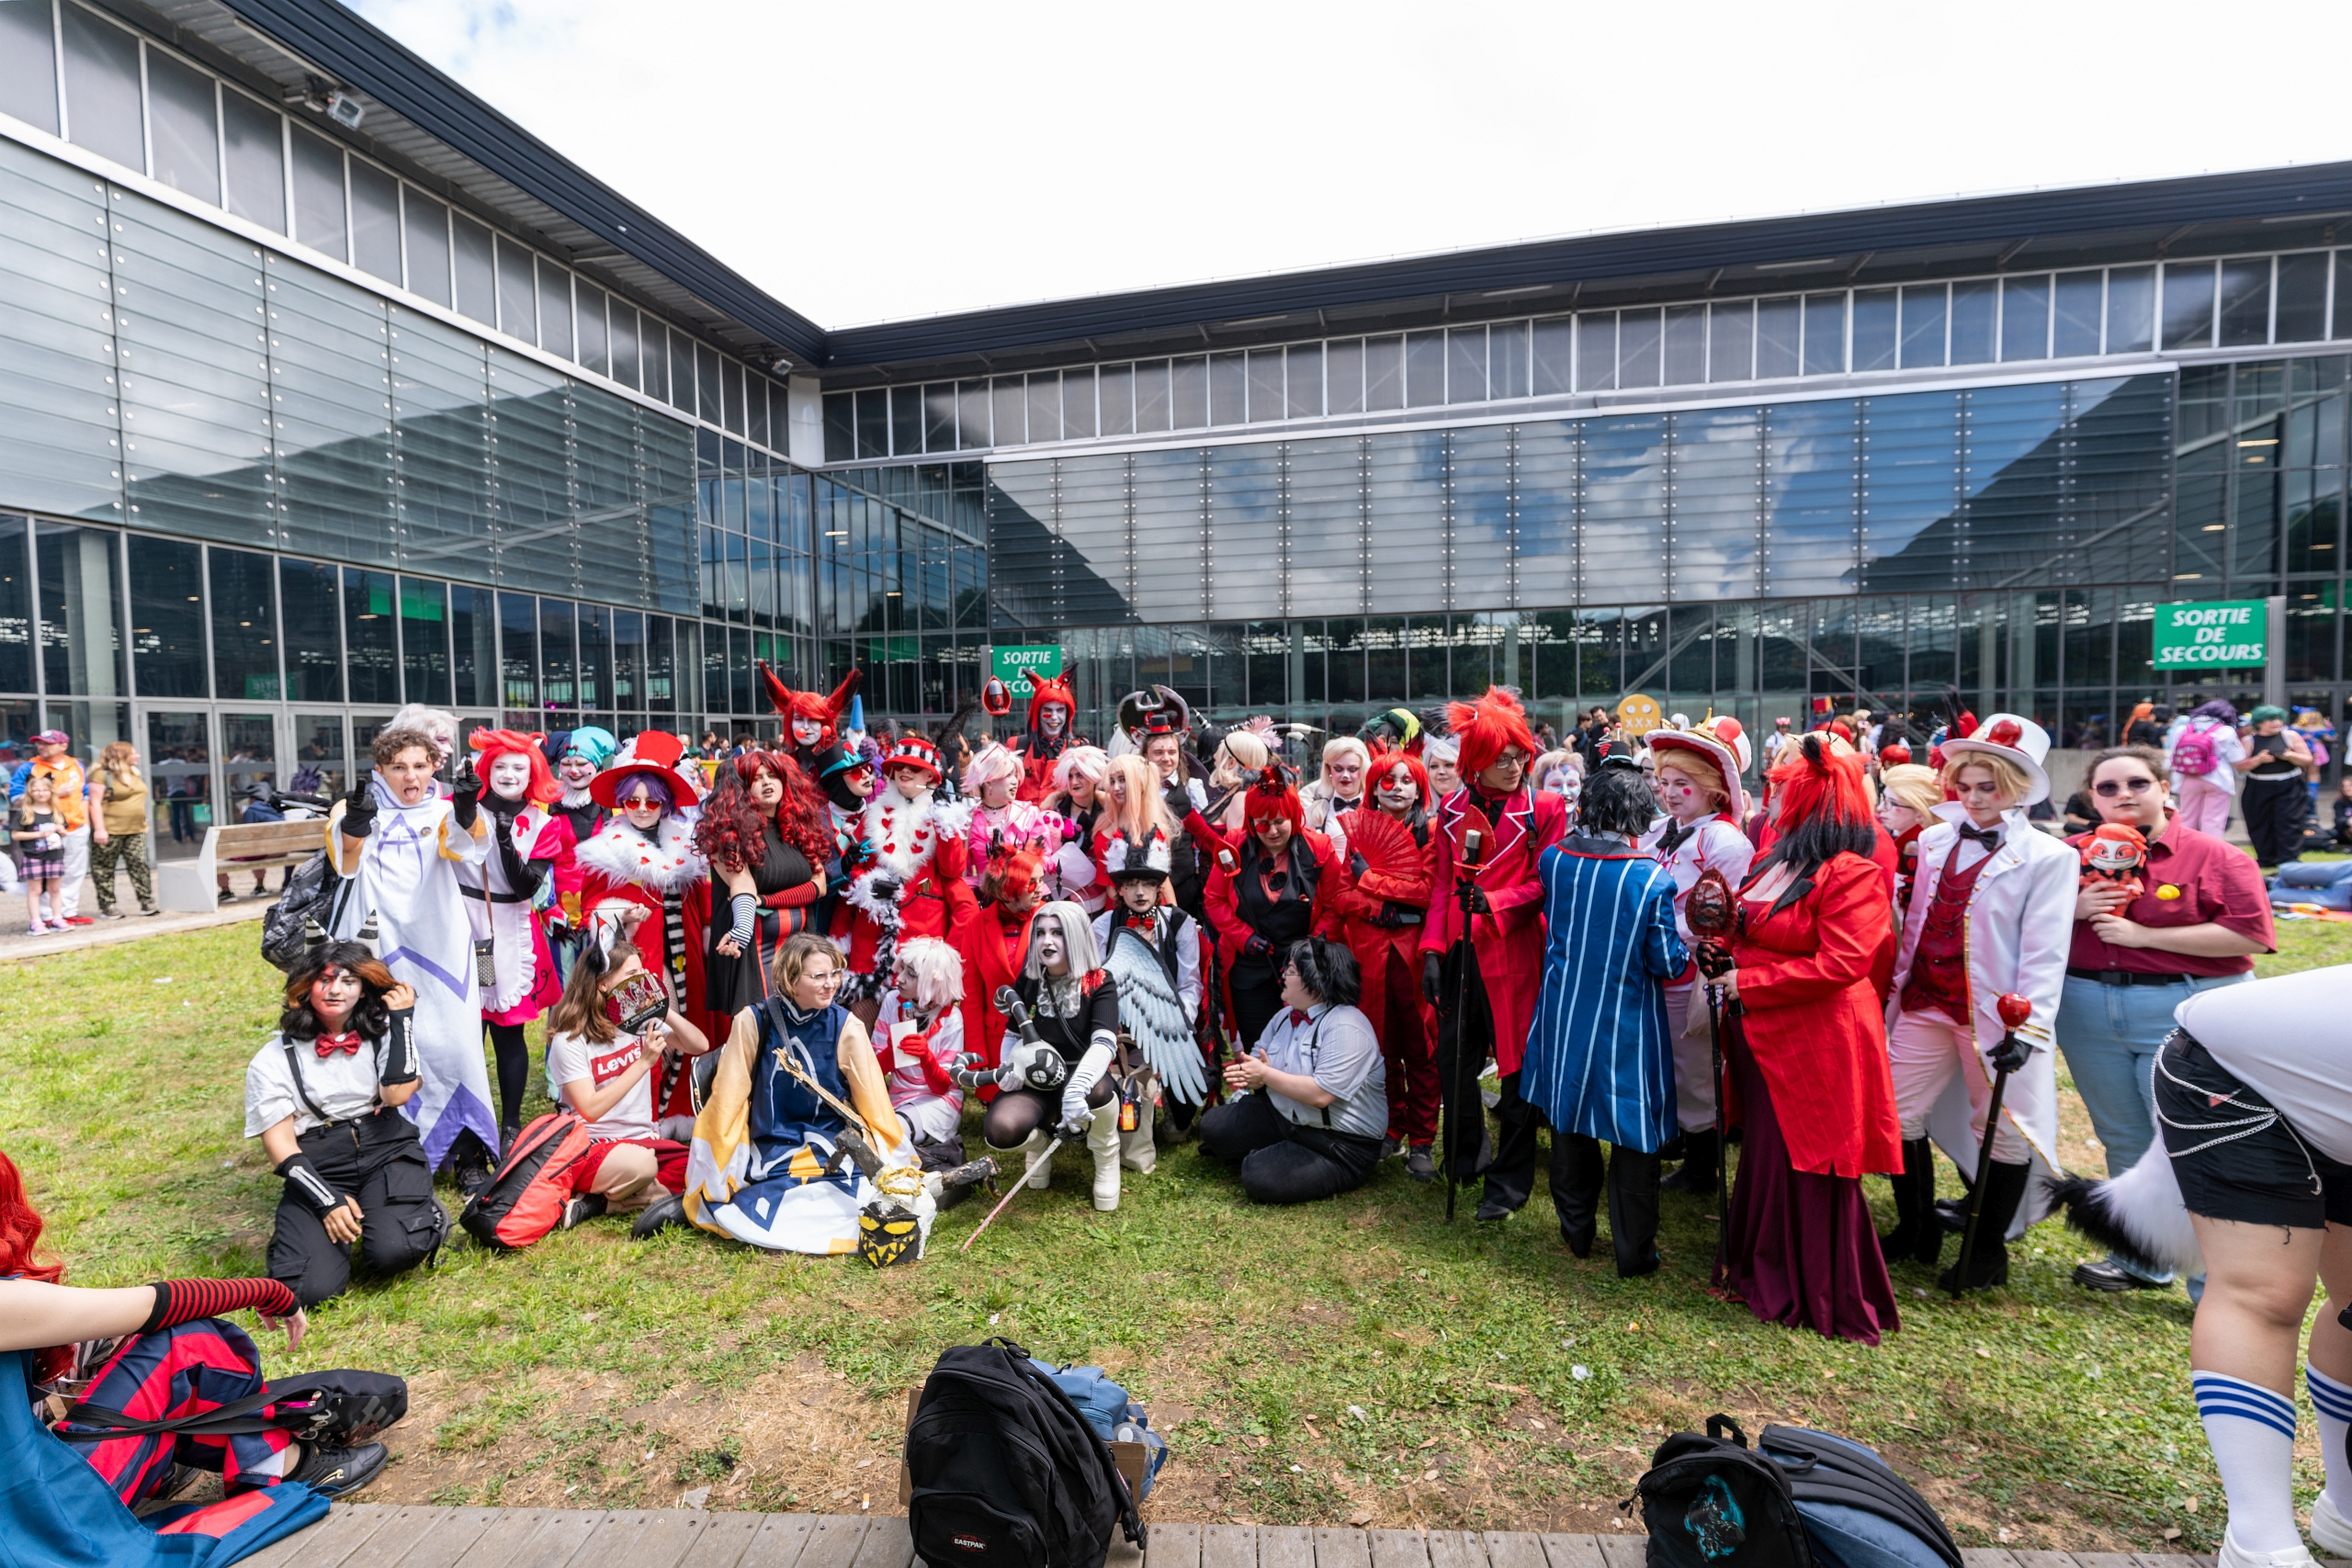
[1025, 674, 1077, 735]
[759, 663, 860, 748]
[467, 728, 560, 805]
[987, 843, 1046, 906]
[1445, 687, 1541, 784]
[1765, 732, 1874, 833]
[1245, 763, 1302, 831]
[1365, 747, 1431, 807]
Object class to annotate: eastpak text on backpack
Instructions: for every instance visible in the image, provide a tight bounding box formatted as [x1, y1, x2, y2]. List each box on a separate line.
[904, 1337, 1144, 1568]
[458, 1111, 598, 1251]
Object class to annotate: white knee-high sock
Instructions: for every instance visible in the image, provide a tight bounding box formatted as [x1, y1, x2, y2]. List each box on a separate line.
[2194, 1371, 2302, 1554]
[2307, 1365, 2352, 1514]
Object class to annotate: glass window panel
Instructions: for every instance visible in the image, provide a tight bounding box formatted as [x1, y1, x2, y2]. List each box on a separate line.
[145, 51, 219, 205]
[954, 378, 988, 446]
[1363, 336, 1403, 411]
[610, 608, 643, 708]
[1211, 351, 1246, 424]
[1802, 293, 1845, 376]
[889, 384, 922, 456]
[2000, 275, 2050, 361]
[1950, 279, 1996, 364]
[1582, 415, 1668, 603]
[1963, 382, 2071, 590]
[448, 212, 493, 325]
[537, 260, 572, 359]
[209, 547, 277, 701]
[1515, 422, 1577, 607]
[1288, 435, 1363, 616]
[61, 5, 142, 170]
[1578, 313, 1619, 390]
[386, 301, 489, 579]
[539, 597, 576, 709]
[1129, 448, 1204, 622]
[1856, 390, 1960, 594]
[923, 381, 959, 448]
[399, 189, 450, 307]
[0, 0, 60, 133]
[1533, 317, 1575, 396]
[288, 125, 345, 261]
[2107, 265, 2154, 353]
[217, 91, 285, 234]
[2218, 258, 2273, 348]
[1246, 348, 1283, 422]
[575, 282, 607, 377]
[1899, 285, 1947, 368]
[2278, 253, 2329, 344]
[1063, 365, 1097, 439]
[1492, 321, 1529, 400]
[1367, 430, 1448, 613]
[645, 613, 675, 711]
[1756, 297, 1800, 379]
[1669, 407, 1760, 601]
[2162, 261, 2216, 350]
[1134, 361, 1170, 433]
[1618, 309, 1661, 388]
[1288, 342, 1324, 419]
[1171, 355, 1208, 428]
[701, 617, 725, 712]
[1446, 326, 1487, 403]
[1707, 301, 1753, 383]
[344, 568, 398, 705]
[400, 577, 449, 705]
[1850, 288, 1896, 372]
[348, 161, 400, 284]
[2052, 271, 2101, 357]
[1405, 330, 1445, 406]
[0, 516, 29, 694]
[1662, 305, 1706, 386]
[668, 331, 692, 413]
[129, 535, 206, 699]
[1760, 400, 1863, 597]
[990, 377, 1024, 446]
[497, 590, 537, 710]
[729, 625, 752, 715]
[853, 388, 886, 459]
[288, 712, 345, 795]
[494, 235, 536, 343]
[695, 344, 722, 426]
[34, 522, 122, 699]
[447, 583, 491, 706]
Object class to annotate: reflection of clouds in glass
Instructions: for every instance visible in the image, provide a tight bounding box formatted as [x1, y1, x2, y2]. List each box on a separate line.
[1671, 408, 1760, 601]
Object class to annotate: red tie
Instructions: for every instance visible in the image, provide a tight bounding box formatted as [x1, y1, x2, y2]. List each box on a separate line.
[314, 1032, 363, 1058]
[1288, 1009, 1310, 1028]
[1125, 914, 1157, 931]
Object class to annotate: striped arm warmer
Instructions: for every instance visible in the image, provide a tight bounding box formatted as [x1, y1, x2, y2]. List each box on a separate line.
[141, 1277, 300, 1333]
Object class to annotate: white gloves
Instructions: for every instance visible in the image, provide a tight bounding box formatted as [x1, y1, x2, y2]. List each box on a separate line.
[1060, 1035, 1115, 1130]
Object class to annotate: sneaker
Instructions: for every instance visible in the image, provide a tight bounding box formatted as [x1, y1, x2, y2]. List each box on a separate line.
[2073, 1258, 2168, 1292]
[1379, 1135, 1401, 1161]
[25, 924, 44, 936]
[2216, 1528, 2316, 1568]
[62, 915, 91, 926]
[140, 906, 163, 917]
[454, 1160, 494, 1200]
[1405, 1144, 1437, 1182]
[97, 909, 126, 920]
[2312, 1490, 2352, 1558]
[628, 1192, 688, 1238]
[217, 890, 236, 904]
[560, 1193, 607, 1229]
[285, 1440, 390, 1499]
[45, 919, 72, 932]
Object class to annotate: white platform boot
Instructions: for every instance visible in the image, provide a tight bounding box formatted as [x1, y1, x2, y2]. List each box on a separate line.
[1087, 1108, 1123, 1211]
[1016, 1130, 1052, 1190]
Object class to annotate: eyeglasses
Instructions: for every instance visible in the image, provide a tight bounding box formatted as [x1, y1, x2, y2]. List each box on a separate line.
[2093, 777, 2159, 797]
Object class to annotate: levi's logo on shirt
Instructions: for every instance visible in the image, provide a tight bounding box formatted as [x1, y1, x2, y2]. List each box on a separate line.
[589, 1039, 643, 1086]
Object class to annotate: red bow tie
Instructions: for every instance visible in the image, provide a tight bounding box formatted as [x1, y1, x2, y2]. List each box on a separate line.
[1125, 914, 1158, 931]
[1288, 1009, 1311, 1028]
[314, 1032, 363, 1058]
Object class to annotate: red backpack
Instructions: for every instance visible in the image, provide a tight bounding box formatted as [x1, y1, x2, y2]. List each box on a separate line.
[458, 1111, 598, 1251]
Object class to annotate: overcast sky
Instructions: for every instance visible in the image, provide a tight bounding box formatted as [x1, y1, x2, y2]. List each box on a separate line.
[349, 0, 2352, 331]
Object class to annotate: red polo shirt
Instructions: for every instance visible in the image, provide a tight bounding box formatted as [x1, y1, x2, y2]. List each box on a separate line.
[2065, 818, 2274, 977]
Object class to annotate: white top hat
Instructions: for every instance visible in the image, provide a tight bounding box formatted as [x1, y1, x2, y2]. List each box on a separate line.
[1939, 713, 2052, 807]
[1645, 716, 1753, 821]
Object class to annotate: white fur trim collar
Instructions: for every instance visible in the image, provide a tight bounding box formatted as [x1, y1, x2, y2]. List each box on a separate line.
[576, 815, 706, 892]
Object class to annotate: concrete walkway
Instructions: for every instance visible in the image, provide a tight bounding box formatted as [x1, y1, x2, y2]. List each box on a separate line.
[0, 869, 269, 963]
[246, 1506, 2234, 1568]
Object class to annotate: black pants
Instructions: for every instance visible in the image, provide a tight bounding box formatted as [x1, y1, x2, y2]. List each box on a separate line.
[2243, 774, 2307, 867]
[486, 1020, 530, 1135]
[1551, 1131, 1663, 1277]
[1197, 1091, 1382, 1204]
[1230, 968, 1283, 1053]
[981, 1079, 1115, 1148]
[1435, 943, 1542, 1209]
[268, 1109, 447, 1307]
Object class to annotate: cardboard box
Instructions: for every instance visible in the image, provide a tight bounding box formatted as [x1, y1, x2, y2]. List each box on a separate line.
[898, 1385, 1149, 1506]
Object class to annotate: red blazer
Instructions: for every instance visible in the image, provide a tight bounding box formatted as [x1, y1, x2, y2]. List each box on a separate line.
[1201, 827, 1346, 964]
[1729, 852, 1903, 1179]
[1418, 787, 1566, 1077]
[954, 903, 1034, 1084]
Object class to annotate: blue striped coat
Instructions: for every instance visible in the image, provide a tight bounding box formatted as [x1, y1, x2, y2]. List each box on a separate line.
[1521, 837, 1690, 1153]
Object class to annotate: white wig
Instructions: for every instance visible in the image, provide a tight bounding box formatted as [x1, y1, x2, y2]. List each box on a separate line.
[962, 741, 1023, 798]
[1422, 734, 1461, 765]
[893, 936, 966, 1014]
[1023, 899, 1102, 981]
[1320, 736, 1372, 773]
[1053, 745, 1109, 793]
[387, 704, 459, 753]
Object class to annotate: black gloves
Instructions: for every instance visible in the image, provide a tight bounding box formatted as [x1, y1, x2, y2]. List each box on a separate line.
[1244, 933, 1271, 959]
[380, 1006, 419, 1086]
[1421, 952, 1446, 1008]
[1462, 884, 1491, 915]
[340, 779, 376, 840]
[276, 1153, 344, 1216]
[1989, 1031, 2032, 1075]
[871, 875, 903, 902]
[1694, 942, 1734, 980]
[450, 758, 480, 830]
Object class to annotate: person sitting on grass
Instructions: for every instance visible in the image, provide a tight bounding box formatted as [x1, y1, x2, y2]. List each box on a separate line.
[1198, 935, 1387, 1205]
[874, 936, 978, 1178]
[542, 923, 715, 1240]
[245, 935, 447, 1307]
[1, 1149, 390, 1515]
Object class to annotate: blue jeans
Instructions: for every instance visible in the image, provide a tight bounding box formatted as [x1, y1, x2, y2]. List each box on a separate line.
[2057, 970, 2250, 1283]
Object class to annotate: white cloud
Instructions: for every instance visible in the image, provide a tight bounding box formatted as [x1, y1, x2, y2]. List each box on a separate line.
[348, 0, 2352, 330]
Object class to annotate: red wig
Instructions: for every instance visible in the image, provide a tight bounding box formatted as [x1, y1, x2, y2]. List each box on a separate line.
[1767, 732, 1874, 832]
[0, 1150, 71, 1384]
[980, 844, 1046, 907]
[1366, 747, 1432, 813]
[694, 750, 832, 873]
[467, 728, 560, 806]
[760, 664, 860, 749]
[1244, 763, 1303, 831]
[1445, 687, 1541, 784]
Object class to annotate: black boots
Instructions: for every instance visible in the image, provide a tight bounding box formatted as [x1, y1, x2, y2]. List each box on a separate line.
[1880, 1137, 1943, 1266]
[1938, 1159, 2032, 1292]
[1660, 1128, 1719, 1194]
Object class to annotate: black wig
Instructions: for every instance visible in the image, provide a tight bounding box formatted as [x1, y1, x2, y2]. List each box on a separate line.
[1578, 757, 1658, 839]
[1285, 935, 1361, 1009]
[278, 941, 398, 1042]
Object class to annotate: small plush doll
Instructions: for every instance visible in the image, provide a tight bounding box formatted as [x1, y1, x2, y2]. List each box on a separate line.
[2077, 821, 2148, 899]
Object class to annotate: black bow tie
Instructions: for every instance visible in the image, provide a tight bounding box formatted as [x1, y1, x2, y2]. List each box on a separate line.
[1654, 820, 1695, 854]
[1957, 823, 2003, 852]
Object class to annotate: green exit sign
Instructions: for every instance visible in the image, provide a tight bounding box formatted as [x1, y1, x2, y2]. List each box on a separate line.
[989, 645, 1063, 696]
[2152, 599, 2268, 669]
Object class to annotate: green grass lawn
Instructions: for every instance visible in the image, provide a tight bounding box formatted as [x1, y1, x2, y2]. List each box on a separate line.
[3, 918, 2347, 1540]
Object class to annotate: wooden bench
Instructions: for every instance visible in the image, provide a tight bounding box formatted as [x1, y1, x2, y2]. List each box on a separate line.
[153, 819, 325, 913]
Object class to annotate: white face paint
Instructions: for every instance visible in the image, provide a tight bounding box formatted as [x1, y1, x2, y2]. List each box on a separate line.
[1034, 914, 1069, 976]
[791, 716, 824, 746]
[1374, 763, 1418, 814]
[558, 754, 597, 788]
[1039, 704, 1068, 737]
[487, 752, 533, 801]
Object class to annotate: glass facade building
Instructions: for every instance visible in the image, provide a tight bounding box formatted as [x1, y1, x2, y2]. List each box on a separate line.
[0, 0, 2346, 830]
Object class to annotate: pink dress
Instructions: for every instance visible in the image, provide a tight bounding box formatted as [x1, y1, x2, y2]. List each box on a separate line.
[472, 807, 580, 1027]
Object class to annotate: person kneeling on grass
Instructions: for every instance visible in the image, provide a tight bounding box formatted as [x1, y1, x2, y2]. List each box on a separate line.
[542, 923, 715, 1239]
[246, 935, 447, 1307]
[1, 1149, 389, 1514]
[1198, 935, 1386, 1204]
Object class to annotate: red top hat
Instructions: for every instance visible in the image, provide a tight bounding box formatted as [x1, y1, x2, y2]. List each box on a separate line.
[589, 730, 702, 809]
[879, 734, 943, 784]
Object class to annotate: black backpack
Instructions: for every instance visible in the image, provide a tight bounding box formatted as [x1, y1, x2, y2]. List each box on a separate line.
[259, 851, 354, 972]
[68, 1370, 408, 1448]
[1638, 1416, 1812, 1568]
[905, 1337, 1145, 1568]
[1756, 1426, 1961, 1568]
